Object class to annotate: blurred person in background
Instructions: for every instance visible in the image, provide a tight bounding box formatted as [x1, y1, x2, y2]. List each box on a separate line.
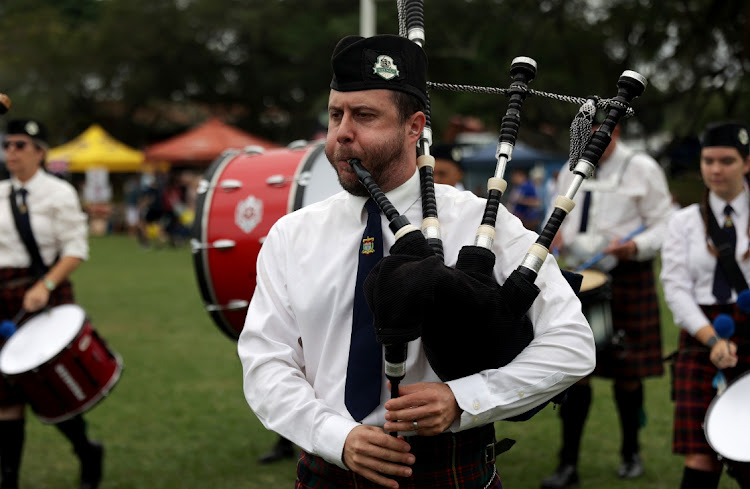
[507, 167, 541, 231]
[541, 124, 674, 488]
[431, 143, 465, 190]
[660, 121, 750, 489]
[0, 119, 104, 489]
[123, 175, 142, 239]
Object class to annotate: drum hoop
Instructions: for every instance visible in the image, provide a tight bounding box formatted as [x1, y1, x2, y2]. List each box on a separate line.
[192, 150, 244, 341]
[0, 305, 87, 375]
[703, 369, 750, 462]
[288, 141, 327, 213]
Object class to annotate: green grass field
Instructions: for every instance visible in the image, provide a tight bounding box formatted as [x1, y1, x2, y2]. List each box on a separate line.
[15, 235, 738, 488]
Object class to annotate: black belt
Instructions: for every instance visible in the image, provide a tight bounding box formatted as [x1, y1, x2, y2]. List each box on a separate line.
[403, 424, 516, 464]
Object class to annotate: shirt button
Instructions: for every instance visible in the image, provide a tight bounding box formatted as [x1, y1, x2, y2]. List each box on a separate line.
[519, 390, 525, 398]
[472, 401, 480, 410]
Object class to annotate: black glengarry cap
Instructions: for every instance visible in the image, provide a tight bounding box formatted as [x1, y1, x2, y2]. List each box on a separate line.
[330, 34, 428, 107]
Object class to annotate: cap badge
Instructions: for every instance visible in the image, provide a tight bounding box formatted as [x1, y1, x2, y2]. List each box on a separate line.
[373, 55, 399, 81]
[25, 121, 39, 136]
[738, 128, 749, 146]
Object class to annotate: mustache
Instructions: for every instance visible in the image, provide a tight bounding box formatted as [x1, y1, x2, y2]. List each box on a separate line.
[333, 151, 363, 163]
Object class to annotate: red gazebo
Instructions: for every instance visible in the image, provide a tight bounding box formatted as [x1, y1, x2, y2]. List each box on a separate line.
[144, 118, 281, 165]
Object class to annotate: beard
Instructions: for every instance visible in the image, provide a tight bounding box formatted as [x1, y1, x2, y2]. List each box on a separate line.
[326, 130, 406, 197]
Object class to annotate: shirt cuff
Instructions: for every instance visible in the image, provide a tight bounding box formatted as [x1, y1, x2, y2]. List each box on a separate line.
[446, 374, 495, 429]
[313, 414, 360, 469]
[632, 235, 653, 261]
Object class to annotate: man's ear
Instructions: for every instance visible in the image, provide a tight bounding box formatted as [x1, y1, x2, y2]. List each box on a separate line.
[407, 112, 427, 142]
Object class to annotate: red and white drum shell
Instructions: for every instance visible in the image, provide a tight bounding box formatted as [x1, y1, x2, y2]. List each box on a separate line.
[0, 304, 123, 424]
[191, 142, 341, 340]
[703, 370, 750, 463]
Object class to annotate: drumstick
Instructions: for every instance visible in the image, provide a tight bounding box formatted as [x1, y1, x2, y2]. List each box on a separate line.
[736, 289, 750, 313]
[0, 310, 24, 339]
[0, 309, 26, 339]
[711, 314, 735, 395]
[574, 224, 647, 272]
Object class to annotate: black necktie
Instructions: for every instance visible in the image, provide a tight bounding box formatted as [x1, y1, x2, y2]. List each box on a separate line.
[345, 199, 384, 421]
[18, 188, 29, 214]
[16, 188, 32, 237]
[579, 190, 592, 232]
[712, 204, 736, 303]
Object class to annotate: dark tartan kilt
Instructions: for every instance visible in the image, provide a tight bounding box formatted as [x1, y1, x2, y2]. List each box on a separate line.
[594, 260, 664, 379]
[295, 425, 501, 489]
[672, 304, 750, 456]
[0, 267, 76, 406]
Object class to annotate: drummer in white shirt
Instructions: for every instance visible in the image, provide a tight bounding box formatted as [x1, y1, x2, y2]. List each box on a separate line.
[660, 121, 750, 488]
[0, 119, 104, 489]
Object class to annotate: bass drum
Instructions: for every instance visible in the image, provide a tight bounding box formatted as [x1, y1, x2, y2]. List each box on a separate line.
[191, 142, 341, 340]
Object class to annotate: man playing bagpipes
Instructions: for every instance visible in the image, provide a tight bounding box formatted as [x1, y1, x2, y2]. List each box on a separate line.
[238, 33, 596, 489]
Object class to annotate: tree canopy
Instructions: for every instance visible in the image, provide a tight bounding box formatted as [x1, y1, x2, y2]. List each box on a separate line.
[1, 0, 747, 162]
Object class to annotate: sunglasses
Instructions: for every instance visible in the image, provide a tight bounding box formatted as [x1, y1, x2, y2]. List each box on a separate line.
[2, 140, 28, 150]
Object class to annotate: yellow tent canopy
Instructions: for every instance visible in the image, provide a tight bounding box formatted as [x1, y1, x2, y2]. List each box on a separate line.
[47, 124, 144, 173]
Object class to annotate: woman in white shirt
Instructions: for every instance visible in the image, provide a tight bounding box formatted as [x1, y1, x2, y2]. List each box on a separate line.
[661, 121, 750, 488]
[0, 119, 103, 489]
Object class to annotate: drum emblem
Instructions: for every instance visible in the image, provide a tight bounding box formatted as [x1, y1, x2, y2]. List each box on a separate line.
[235, 195, 263, 234]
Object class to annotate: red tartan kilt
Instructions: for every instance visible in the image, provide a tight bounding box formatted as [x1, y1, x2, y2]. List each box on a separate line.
[594, 260, 664, 379]
[0, 267, 76, 406]
[672, 304, 750, 456]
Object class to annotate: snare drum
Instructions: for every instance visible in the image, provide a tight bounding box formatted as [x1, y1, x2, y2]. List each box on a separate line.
[0, 305, 123, 424]
[704, 370, 750, 462]
[577, 269, 614, 350]
[192, 142, 341, 339]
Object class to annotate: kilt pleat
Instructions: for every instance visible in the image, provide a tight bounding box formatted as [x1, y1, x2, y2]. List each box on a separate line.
[594, 260, 664, 379]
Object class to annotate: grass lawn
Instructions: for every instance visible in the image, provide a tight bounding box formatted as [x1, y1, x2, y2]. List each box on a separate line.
[15, 235, 738, 488]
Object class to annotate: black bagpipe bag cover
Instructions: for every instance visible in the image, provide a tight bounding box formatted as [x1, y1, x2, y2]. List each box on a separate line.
[364, 230, 537, 382]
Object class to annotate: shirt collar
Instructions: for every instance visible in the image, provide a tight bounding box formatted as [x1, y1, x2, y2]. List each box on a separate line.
[709, 186, 749, 219]
[345, 167, 421, 220]
[11, 168, 44, 194]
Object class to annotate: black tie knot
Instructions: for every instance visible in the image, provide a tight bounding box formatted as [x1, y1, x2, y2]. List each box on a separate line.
[364, 198, 380, 216]
[723, 204, 735, 229]
[17, 188, 28, 213]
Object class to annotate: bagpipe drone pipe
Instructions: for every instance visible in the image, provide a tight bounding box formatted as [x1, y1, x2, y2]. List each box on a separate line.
[354, 0, 647, 403]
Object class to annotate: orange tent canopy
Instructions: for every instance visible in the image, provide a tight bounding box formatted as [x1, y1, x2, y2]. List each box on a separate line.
[144, 118, 281, 165]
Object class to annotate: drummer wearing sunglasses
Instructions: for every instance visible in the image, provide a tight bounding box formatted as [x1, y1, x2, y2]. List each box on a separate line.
[0, 119, 104, 489]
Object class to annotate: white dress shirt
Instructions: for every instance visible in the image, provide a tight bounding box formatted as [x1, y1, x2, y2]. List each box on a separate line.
[660, 190, 750, 336]
[557, 142, 674, 262]
[0, 170, 89, 268]
[238, 169, 595, 468]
